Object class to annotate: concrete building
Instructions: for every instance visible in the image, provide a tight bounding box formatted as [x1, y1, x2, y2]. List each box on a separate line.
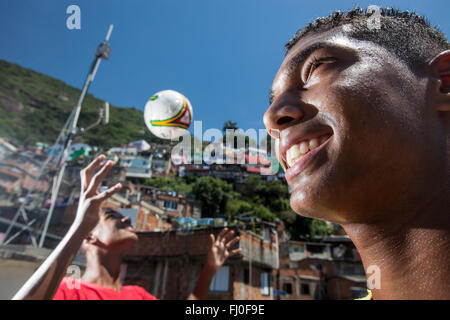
[119, 155, 153, 181]
[122, 226, 279, 300]
[0, 151, 51, 206]
[274, 236, 367, 300]
[127, 140, 151, 153]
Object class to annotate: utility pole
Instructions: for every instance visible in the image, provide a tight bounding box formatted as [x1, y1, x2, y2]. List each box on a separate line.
[38, 25, 114, 247]
[1, 25, 114, 247]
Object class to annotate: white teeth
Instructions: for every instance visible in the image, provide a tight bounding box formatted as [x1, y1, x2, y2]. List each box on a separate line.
[290, 144, 301, 158]
[286, 145, 300, 167]
[286, 135, 331, 168]
[309, 138, 319, 150]
[287, 156, 298, 168]
[299, 142, 309, 154]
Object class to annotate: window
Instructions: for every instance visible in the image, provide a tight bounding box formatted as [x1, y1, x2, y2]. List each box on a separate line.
[308, 245, 325, 254]
[301, 283, 310, 295]
[209, 266, 229, 292]
[336, 262, 366, 276]
[283, 283, 293, 295]
[260, 272, 270, 296]
[163, 200, 178, 210]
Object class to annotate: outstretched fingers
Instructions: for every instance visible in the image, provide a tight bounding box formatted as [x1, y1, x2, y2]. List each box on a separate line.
[80, 154, 105, 191]
[216, 228, 228, 243]
[217, 228, 236, 244]
[226, 236, 240, 250]
[229, 248, 243, 257]
[223, 229, 235, 242]
[86, 160, 114, 197]
[92, 183, 122, 203]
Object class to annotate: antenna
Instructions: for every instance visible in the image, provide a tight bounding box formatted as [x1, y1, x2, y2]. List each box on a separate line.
[0, 24, 115, 248]
[38, 24, 114, 248]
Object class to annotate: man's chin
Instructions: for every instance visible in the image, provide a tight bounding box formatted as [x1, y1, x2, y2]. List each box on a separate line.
[117, 232, 139, 248]
[289, 187, 347, 224]
[128, 233, 139, 242]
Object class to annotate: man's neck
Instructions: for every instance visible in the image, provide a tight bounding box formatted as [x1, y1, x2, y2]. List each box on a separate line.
[82, 248, 124, 292]
[343, 193, 450, 299]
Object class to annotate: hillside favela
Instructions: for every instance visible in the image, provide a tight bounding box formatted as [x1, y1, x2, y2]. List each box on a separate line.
[0, 58, 368, 300]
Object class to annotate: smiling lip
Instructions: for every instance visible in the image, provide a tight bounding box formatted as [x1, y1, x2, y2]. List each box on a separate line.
[284, 135, 332, 182]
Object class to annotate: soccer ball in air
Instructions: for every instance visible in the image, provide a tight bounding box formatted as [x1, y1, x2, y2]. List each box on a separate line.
[144, 90, 193, 140]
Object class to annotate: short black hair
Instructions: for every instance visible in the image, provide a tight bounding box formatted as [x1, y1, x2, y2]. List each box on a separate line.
[286, 6, 450, 70]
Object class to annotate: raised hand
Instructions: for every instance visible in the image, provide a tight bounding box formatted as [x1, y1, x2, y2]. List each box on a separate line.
[74, 154, 122, 232]
[12, 155, 123, 300]
[206, 228, 242, 271]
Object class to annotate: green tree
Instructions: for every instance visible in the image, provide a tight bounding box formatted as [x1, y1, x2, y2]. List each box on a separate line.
[278, 209, 332, 240]
[192, 176, 234, 217]
[143, 177, 192, 196]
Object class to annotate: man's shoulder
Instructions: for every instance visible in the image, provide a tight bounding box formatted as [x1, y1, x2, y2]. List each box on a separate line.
[53, 277, 82, 300]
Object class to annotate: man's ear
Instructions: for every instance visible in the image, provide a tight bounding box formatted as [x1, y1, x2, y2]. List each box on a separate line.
[429, 50, 450, 111]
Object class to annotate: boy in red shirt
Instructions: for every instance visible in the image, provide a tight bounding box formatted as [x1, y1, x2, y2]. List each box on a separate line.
[13, 155, 241, 300]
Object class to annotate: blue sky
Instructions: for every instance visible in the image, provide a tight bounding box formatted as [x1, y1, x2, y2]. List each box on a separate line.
[1, 0, 449, 138]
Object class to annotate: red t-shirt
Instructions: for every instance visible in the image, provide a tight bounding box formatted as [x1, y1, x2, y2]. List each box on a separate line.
[53, 277, 158, 300]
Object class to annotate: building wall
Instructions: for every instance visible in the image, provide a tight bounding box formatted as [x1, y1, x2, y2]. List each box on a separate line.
[0, 159, 50, 194]
[276, 257, 330, 300]
[274, 239, 367, 300]
[123, 228, 278, 300]
[236, 265, 272, 300]
[135, 208, 171, 232]
[144, 194, 201, 219]
[124, 257, 273, 300]
[328, 277, 367, 300]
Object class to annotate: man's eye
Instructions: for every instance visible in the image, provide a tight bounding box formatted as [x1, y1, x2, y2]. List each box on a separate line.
[304, 57, 336, 83]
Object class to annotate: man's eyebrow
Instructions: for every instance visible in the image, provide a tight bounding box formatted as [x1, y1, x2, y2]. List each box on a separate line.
[269, 42, 348, 104]
[285, 42, 335, 73]
[102, 208, 121, 216]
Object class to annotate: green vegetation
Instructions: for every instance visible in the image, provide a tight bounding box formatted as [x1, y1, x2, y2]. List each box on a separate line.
[0, 59, 166, 148]
[144, 174, 332, 240]
[143, 177, 193, 197]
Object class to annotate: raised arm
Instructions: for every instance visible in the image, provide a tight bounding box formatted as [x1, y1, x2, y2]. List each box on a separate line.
[12, 155, 121, 300]
[187, 228, 242, 300]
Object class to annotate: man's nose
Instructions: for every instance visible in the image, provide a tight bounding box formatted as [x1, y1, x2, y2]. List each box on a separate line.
[263, 94, 304, 137]
[122, 216, 131, 224]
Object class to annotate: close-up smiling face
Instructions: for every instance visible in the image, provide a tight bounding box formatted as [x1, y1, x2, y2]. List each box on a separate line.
[264, 23, 449, 224]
